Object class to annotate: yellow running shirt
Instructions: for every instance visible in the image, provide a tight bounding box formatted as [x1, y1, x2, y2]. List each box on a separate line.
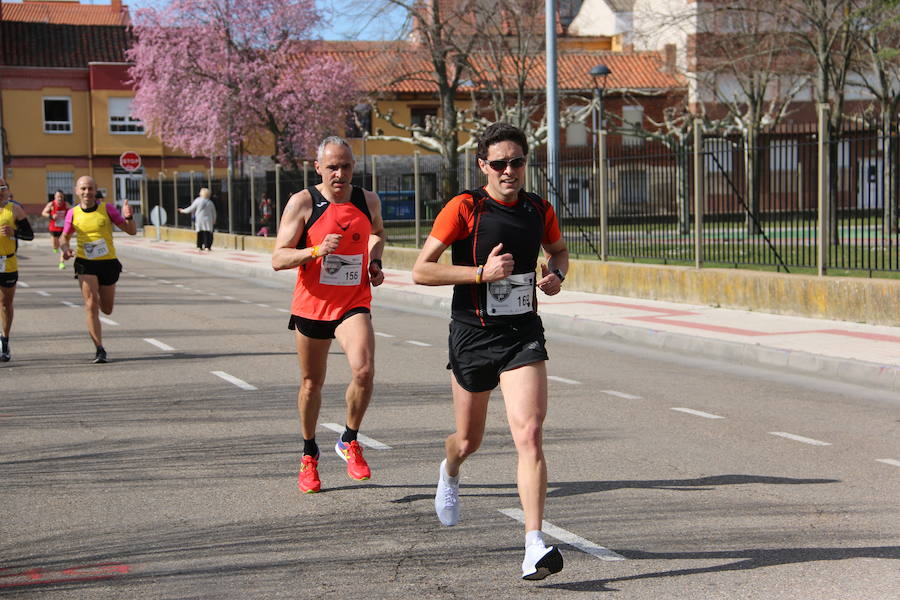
[0, 202, 18, 273]
[67, 202, 121, 260]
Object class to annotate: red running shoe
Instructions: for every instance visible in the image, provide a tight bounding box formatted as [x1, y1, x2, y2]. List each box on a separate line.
[297, 454, 320, 493]
[335, 439, 371, 480]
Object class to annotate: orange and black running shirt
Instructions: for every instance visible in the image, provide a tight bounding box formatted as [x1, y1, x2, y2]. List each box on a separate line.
[429, 187, 562, 328]
[291, 186, 373, 321]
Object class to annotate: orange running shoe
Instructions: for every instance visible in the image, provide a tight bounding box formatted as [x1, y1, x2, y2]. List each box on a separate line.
[335, 439, 371, 480]
[297, 454, 321, 493]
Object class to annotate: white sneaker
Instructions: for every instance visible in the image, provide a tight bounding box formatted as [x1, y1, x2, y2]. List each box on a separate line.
[521, 544, 563, 580]
[434, 459, 460, 526]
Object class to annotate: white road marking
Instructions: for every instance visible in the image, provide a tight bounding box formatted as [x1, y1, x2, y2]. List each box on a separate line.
[875, 458, 900, 467]
[36, 290, 51, 297]
[671, 407, 725, 419]
[99, 316, 119, 326]
[322, 422, 392, 450]
[159, 279, 172, 284]
[175, 284, 185, 288]
[143, 338, 175, 352]
[240, 300, 252, 304]
[223, 296, 235, 300]
[548, 375, 581, 385]
[255, 303, 269, 308]
[61, 301, 78, 308]
[406, 340, 431, 347]
[769, 432, 831, 446]
[211, 371, 258, 391]
[277, 308, 290, 313]
[18, 282, 29, 288]
[499, 509, 625, 561]
[601, 390, 642, 400]
[375, 332, 395, 338]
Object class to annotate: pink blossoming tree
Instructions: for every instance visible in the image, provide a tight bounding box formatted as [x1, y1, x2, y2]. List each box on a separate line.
[127, 0, 357, 168]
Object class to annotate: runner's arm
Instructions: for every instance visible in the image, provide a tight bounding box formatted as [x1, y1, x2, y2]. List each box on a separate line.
[272, 191, 315, 271]
[41, 202, 53, 218]
[12, 203, 34, 241]
[365, 190, 386, 286]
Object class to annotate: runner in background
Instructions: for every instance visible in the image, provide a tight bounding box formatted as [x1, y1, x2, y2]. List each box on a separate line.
[41, 190, 71, 269]
[60, 175, 137, 363]
[0, 176, 35, 362]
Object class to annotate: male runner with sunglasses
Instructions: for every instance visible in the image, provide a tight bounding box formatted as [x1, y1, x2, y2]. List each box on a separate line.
[413, 122, 569, 580]
[0, 177, 35, 362]
[272, 136, 385, 494]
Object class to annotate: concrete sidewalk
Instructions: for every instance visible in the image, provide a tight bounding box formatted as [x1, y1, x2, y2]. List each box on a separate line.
[115, 235, 900, 393]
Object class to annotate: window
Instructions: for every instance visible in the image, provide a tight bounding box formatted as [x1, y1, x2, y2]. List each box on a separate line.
[622, 106, 644, 146]
[410, 107, 438, 129]
[769, 140, 797, 172]
[108, 97, 144, 133]
[346, 103, 372, 138]
[565, 107, 587, 147]
[43, 97, 72, 133]
[46, 171, 74, 203]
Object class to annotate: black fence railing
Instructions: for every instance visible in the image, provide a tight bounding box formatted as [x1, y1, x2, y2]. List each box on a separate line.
[144, 119, 899, 275]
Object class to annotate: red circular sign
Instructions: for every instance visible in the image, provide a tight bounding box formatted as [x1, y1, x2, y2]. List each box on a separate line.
[119, 151, 142, 172]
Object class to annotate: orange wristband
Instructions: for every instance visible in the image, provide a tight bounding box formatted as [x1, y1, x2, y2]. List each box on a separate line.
[475, 265, 484, 284]
[311, 245, 319, 258]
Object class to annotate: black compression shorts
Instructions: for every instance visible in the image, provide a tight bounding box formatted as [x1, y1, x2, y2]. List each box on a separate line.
[288, 307, 371, 340]
[447, 316, 548, 393]
[74, 258, 122, 286]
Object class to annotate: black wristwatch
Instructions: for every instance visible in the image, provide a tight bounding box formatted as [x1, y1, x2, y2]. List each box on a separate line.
[370, 258, 383, 269]
[552, 268, 565, 283]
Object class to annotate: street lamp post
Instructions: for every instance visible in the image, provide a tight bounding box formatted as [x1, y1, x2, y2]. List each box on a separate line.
[590, 64, 611, 253]
[589, 63, 611, 139]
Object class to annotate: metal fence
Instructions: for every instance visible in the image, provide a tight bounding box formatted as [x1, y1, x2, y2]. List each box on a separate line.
[143, 113, 899, 275]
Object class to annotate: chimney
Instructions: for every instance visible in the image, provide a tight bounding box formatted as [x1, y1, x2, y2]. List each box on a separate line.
[661, 43, 677, 74]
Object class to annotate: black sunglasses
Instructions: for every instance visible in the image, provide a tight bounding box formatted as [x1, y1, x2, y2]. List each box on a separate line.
[485, 156, 526, 172]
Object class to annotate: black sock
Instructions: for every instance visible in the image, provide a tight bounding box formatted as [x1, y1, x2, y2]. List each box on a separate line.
[303, 438, 319, 457]
[1, 337, 8, 351]
[341, 426, 358, 444]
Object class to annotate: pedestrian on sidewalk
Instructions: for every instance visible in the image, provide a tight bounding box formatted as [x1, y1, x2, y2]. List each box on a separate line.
[0, 176, 36, 362]
[272, 136, 385, 494]
[257, 192, 273, 237]
[41, 189, 71, 268]
[60, 175, 137, 363]
[178, 187, 217, 251]
[412, 122, 570, 580]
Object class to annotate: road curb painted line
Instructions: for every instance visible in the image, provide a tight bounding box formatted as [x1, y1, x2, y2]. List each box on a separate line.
[210, 371, 258, 391]
[321, 422, 392, 450]
[143, 338, 175, 352]
[499, 508, 626, 561]
[769, 431, 831, 446]
[671, 407, 725, 419]
[548, 375, 580, 385]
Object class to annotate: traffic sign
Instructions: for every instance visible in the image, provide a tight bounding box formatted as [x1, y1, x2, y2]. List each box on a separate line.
[119, 151, 142, 172]
[150, 205, 167, 226]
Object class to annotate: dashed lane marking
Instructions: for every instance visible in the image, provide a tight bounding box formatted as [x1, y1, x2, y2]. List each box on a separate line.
[36, 290, 51, 297]
[375, 332, 395, 338]
[499, 509, 626, 561]
[875, 458, 900, 467]
[239, 300, 252, 304]
[17, 282, 29, 288]
[61, 301, 77, 308]
[99, 316, 119, 326]
[769, 432, 831, 446]
[671, 407, 725, 419]
[255, 303, 269, 308]
[143, 338, 175, 352]
[211, 371, 258, 391]
[601, 390, 642, 400]
[322, 422, 392, 450]
[406, 340, 431, 347]
[548, 375, 581, 385]
[223, 296, 235, 300]
[159, 279, 172, 284]
[277, 308, 290, 313]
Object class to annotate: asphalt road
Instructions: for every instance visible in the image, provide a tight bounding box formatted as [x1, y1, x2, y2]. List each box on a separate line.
[2, 243, 898, 599]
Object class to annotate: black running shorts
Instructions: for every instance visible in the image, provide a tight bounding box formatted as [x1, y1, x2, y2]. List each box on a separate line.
[0, 271, 18, 288]
[74, 258, 122, 286]
[447, 316, 549, 393]
[289, 307, 371, 340]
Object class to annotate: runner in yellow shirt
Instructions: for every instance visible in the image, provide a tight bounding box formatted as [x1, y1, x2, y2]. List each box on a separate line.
[0, 176, 35, 362]
[60, 175, 137, 363]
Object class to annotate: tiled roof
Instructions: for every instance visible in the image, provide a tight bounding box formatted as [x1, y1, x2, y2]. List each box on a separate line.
[0, 21, 131, 67]
[307, 41, 681, 94]
[0, 1, 131, 26]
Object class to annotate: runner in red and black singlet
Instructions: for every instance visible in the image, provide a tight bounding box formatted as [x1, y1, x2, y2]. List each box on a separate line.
[413, 122, 570, 581]
[272, 136, 385, 494]
[41, 189, 71, 268]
